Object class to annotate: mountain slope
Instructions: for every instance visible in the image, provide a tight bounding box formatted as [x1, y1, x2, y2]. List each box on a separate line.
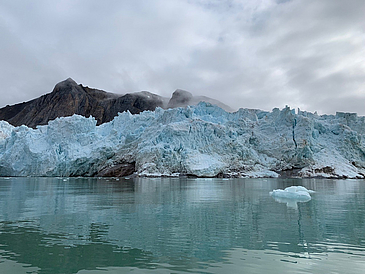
[0, 78, 165, 128]
[0, 79, 233, 128]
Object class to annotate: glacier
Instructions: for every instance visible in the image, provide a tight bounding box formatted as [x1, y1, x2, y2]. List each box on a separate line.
[1, 102, 365, 178]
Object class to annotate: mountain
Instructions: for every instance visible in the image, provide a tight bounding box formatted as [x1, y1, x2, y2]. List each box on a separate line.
[0, 78, 165, 128]
[0, 78, 232, 128]
[167, 89, 233, 112]
[0, 102, 364, 178]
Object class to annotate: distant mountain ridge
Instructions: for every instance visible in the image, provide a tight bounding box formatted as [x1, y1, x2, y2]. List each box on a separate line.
[0, 78, 233, 128]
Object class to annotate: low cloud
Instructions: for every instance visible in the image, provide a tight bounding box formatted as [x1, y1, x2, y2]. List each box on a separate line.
[0, 0, 364, 115]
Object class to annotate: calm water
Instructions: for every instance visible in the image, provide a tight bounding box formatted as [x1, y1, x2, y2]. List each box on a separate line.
[0, 177, 364, 274]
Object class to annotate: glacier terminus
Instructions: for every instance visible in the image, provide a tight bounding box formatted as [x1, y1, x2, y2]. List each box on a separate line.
[1, 102, 365, 178]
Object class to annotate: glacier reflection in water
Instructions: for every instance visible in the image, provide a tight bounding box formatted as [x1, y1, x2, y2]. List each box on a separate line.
[0, 177, 364, 273]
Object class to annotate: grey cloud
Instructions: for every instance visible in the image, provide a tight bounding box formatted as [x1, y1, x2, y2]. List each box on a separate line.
[0, 0, 364, 116]
[253, 0, 365, 114]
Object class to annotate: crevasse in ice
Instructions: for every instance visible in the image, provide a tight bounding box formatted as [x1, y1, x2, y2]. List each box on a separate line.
[1, 102, 365, 178]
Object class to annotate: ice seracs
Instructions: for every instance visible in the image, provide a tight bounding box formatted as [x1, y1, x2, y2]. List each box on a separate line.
[1, 102, 365, 178]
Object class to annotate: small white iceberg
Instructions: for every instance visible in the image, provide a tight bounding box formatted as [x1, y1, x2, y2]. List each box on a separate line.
[270, 186, 314, 209]
[270, 186, 314, 200]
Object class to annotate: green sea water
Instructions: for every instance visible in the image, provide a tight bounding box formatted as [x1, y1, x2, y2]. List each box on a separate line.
[0, 177, 364, 274]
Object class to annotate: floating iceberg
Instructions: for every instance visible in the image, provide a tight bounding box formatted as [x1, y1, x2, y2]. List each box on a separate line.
[1, 102, 365, 178]
[270, 186, 314, 200]
[270, 186, 314, 209]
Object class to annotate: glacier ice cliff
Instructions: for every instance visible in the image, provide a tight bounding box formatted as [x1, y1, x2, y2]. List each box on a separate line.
[1, 103, 365, 178]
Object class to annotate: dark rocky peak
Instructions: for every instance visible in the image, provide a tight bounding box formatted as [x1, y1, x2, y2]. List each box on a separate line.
[61, 77, 77, 85]
[167, 89, 193, 108]
[166, 89, 233, 112]
[53, 77, 79, 92]
[0, 78, 234, 128]
[0, 78, 167, 128]
[51, 77, 90, 101]
[52, 78, 116, 101]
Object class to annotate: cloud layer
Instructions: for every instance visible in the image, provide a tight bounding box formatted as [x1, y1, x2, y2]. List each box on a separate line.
[0, 0, 364, 115]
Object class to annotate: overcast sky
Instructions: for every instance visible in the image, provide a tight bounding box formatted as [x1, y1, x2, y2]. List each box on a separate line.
[0, 0, 364, 115]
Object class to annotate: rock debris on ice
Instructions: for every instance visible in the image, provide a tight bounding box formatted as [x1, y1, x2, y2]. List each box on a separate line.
[1, 103, 365, 178]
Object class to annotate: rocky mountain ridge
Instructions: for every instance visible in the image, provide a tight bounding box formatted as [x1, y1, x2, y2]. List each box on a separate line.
[0, 78, 232, 128]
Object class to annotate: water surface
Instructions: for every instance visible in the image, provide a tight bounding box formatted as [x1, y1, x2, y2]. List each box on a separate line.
[0, 177, 364, 273]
